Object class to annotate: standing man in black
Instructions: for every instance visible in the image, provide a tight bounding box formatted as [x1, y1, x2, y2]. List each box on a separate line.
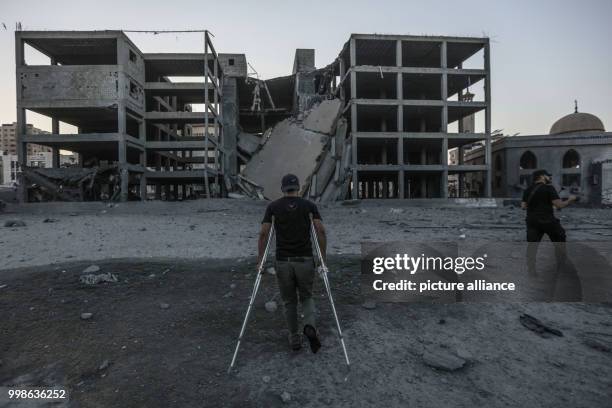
[522, 169, 576, 277]
[258, 174, 325, 353]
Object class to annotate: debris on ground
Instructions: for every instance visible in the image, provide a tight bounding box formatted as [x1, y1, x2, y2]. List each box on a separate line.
[98, 360, 110, 371]
[265, 301, 278, 313]
[422, 347, 467, 371]
[266, 267, 276, 276]
[582, 336, 611, 352]
[280, 391, 291, 403]
[80, 269, 118, 285]
[159, 303, 170, 310]
[43, 218, 59, 223]
[362, 301, 377, 310]
[262, 375, 271, 383]
[82, 265, 101, 274]
[80, 312, 93, 320]
[519, 313, 564, 338]
[4, 219, 26, 227]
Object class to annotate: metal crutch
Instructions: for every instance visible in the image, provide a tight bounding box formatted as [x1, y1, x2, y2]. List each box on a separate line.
[228, 218, 275, 374]
[309, 213, 351, 369]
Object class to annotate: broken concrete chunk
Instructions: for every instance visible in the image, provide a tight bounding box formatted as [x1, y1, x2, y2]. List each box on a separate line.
[362, 301, 377, 310]
[582, 336, 611, 352]
[80, 272, 118, 285]
[422, 348, 466, 371]
[4, 219, 26, 227]
[280, 391, 291, 403]
[519, 313, 563, 338]
[98, 359, 110, 371]
[303, 99, 343, 135]
[82, 265, 101, 274]
[265, 301, 278, 313]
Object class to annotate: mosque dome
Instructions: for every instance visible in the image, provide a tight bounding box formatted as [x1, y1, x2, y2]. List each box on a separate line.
[550, 103, 605, 135]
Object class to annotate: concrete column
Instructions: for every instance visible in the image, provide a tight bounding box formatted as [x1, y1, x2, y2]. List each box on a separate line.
[339, 58, 346, 100]
[420, 148, 427, 197]
[397, 40, 405, 198]
[51, 118, 60, 168]
[484, 40, 492, 198]
[350, 37, 358, 199]
[117, 103, 128, 202]
[441, 138, 449, 199]
[440, 41, 449, 199]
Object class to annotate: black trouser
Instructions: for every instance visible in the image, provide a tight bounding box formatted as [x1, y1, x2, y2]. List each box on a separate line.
[525, 217, 581, 300]
[526, 216, 566, 273]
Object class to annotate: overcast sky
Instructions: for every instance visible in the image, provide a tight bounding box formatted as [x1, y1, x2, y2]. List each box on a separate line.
[1, 0, 610, 135]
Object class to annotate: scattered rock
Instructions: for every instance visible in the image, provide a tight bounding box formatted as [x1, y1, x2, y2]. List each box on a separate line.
[582, 336, 610, 353]
[265, 301, 278, 313]
[69, 212, 78, 216]
[80, 272, 118, 285]
[422, 348, 466, 371]
[262, 375, 271, 383]
[389, 208, 404, 214]
[438, 318, 446, 324]
[362, 301, 377, 310]
[82, 265, 101, 274]
[230, 283, 237, 289]
[458, 233, 466, 239]
[159, 303, 170, 310]
[223, 292, 233, 298]
[80, 312, 93, 320]
[341, 199, 360, 206]
[43, 218, 59, 223]
[4, 219, 26, 227]
[280, 391, 291, 403]
[98, 360, 110, 371]
[519, 314, 563, 338]
[139, 227, 147, 232]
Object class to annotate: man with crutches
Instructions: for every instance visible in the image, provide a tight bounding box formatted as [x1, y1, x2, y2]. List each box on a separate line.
[229, 174, 350, 374]
[258, 174, 324, 352]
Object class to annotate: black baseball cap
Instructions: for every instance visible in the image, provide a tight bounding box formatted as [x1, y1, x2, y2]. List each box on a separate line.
[532, 169, 552, 179]
[281, 174, 300, 192]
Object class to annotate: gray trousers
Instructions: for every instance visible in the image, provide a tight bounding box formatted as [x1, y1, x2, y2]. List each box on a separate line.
[275, 258, 316, 335]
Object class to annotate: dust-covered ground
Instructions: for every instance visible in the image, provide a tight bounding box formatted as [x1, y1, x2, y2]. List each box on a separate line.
[1, 200, 612, 407]
[1, 199, 612, 271]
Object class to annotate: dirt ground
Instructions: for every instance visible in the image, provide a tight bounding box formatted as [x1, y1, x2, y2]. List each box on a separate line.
[1, 200, 612, 407]
[1, 256, 611, 408]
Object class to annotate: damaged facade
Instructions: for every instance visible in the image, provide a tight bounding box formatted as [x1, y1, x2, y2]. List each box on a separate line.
[14, 31, 491, 202]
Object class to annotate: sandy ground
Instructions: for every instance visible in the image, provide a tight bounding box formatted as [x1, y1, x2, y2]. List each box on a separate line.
[2, 199, 612, 271]
[1, 200, 612, 407]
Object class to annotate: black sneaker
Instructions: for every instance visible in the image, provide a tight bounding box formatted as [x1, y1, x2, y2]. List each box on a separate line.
[303, 324, 321, 354]
[289, 333, 302, 351]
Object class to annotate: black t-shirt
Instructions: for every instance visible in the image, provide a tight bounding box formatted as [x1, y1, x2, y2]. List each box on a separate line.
[522, 183, 560, 219]
[262, 196, 322, 258]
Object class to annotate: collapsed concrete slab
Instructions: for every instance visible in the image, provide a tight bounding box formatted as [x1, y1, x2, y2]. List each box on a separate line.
[303, 99, 343, 134]
[242, 120, 329, 200]
[241, 99, 346, 200]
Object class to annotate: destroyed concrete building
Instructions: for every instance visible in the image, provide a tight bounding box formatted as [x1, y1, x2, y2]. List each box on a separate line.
[14, 30, 491, 202]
